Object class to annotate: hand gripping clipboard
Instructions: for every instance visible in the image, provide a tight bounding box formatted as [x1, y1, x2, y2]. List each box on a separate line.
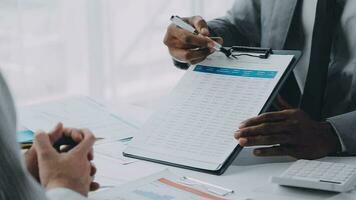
[124, 48, 302, 175]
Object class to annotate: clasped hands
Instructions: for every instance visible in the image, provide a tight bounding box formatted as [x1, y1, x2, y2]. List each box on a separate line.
[25, 123, 99, 196]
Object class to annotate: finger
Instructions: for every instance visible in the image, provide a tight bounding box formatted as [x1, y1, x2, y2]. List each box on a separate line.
[90, 162, 96, 176]
[190, 56, 208, 65]
[169, 47, 210, 63]
[239, 134, 293, 147]
[72, 129, 96, 154]
[174, 28, 212, 48]
[34, 132, 57, 160]
[253, 146, 291, 157]
[186, 16, 209, 36]
[48, 123, 64, 144]
[210, 37, 224, 45]
[90, 182, 100, 191]
[62, 128, 84, 143]
[273, 95, 293, 110]
[164, 24, 198, 49]
[165, 38, 198, 49]
[239, 110, 291, 128]
[235, 121, 297, 138]
[89, 147, 94, 160]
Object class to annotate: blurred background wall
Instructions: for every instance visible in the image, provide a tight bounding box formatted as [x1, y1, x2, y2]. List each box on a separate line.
[0, 0, 234, 109]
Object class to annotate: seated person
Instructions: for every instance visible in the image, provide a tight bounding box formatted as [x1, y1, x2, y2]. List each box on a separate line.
[0, 72, 98, 199]
[164, 0, 356, 159]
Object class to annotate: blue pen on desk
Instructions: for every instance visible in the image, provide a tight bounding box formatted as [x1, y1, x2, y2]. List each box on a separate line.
[170, 15, 236, 59]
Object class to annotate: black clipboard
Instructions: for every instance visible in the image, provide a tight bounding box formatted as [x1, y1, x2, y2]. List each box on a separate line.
[124, 49, 302, 175]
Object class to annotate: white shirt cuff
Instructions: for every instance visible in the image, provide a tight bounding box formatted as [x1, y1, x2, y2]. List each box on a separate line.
[46, 188, 88, 200]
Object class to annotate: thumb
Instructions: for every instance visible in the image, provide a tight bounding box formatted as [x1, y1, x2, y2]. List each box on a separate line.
[188, 16, 209, 36]
[210, 37, 224, 45]
[72, 129, 96, 155]
[34, 131, 57, 160]
[48, 122, 64, 145]
[274, 95, 293, 110]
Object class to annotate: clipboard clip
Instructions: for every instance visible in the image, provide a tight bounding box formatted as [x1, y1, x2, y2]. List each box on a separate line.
[228, 46, 272, 59]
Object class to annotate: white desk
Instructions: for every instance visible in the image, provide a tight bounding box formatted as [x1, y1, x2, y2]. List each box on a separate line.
[92, 103, 356, 200]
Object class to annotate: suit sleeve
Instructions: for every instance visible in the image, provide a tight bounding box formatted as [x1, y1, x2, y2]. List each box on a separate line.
[208, 0, 261, 47]
[327, 111, 356, 155]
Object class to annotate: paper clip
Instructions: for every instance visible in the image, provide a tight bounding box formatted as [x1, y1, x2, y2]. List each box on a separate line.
[179, 176, 234, 197]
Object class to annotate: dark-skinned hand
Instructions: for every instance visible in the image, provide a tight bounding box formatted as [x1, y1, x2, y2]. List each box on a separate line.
[235, 98, 341, 160]
[163, 15, 223, 64]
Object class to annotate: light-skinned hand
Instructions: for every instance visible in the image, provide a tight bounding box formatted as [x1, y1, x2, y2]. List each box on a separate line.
[33, 126, 98, 196]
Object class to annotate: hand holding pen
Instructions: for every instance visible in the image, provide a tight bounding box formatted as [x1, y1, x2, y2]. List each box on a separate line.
[164, 15, 228, 65]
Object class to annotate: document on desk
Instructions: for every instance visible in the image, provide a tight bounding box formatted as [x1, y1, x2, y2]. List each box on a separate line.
[95, 140, 137, 165]
[124, 52, 295, 173]
[90, 169, 233, 200]
[19, 96, 138, 141]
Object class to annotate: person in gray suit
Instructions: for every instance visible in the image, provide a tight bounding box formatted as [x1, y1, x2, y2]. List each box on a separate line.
[164, 0, 356, 159]
[0, 73, 98, 199]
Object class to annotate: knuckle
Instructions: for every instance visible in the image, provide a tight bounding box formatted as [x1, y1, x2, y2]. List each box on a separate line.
[163, 35, 169, 46]
[260, 123, 270, 129]
[239, 129, 248, 137]
[290, 109, 300, 115]
[168, 48, 179, 57]
[244, 137, 253, 146]
[259, 113, 269, 121]
[87, 133, 96, 141]
[182, 51, 191, 61]
[194, 15, 205, 24]
[34, 133, 44, 140]
[185, 52, 194, 61]
[81, 129, 95, 139]
[184, 35, 193, 44]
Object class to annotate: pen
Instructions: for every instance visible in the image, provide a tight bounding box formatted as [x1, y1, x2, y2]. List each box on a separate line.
[53, 136, 77, 152]
[54, 136, 103, 151]
[170, 15, 234, 58]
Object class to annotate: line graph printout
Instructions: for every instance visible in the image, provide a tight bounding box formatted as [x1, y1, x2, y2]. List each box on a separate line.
[125, 53, 293, 171]
[19, 96, 138, 141]
[90, 170, 228, 200]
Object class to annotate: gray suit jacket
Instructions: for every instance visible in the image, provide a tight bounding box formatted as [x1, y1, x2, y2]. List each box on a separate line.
[0, 72, 46, 199]
[0, 72, 87, 199]
[201, 0, 356, 154]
